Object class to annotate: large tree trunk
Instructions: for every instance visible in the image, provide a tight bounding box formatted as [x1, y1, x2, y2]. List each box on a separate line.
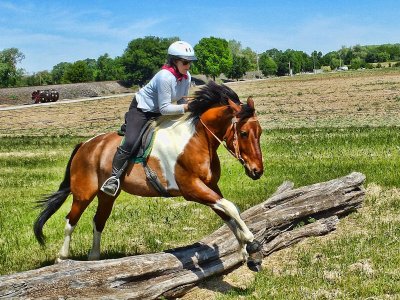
[0, 172, 365, 299]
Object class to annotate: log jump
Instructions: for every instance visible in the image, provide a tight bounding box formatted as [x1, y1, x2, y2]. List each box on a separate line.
[0, 172, 365, 299]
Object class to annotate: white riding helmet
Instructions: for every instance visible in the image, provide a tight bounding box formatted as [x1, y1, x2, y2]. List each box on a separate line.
[168, 41, 197, 61]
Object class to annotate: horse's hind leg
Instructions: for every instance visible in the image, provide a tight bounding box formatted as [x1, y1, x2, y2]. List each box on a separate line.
[88, 192, 118, 260]
[58, 195, 94, 261]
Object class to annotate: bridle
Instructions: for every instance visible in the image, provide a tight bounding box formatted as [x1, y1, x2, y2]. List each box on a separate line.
[199, 115, 258, 166]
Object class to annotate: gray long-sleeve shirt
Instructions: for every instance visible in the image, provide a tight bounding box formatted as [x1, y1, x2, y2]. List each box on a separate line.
[136, 69, 191, 115]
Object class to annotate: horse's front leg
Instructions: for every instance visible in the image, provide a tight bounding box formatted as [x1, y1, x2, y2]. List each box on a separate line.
[212, 199, 254, 256]
[212, 202, 262, 272]
[180, 179, 261, 269]
[212, 202, 262, 271]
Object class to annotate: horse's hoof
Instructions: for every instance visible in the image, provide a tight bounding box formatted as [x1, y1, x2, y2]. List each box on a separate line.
[247, 259, 262, 272]
[246, 240, 263, 272]
[246, 240, 262, 254]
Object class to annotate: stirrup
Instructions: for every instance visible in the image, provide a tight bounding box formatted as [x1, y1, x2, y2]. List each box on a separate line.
[100, 176, 120, 197]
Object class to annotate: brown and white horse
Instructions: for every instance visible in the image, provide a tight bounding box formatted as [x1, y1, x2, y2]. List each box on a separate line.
[34, 81, 264, 266]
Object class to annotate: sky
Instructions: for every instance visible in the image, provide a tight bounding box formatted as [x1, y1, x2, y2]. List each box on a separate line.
[1, 0, 399, 73]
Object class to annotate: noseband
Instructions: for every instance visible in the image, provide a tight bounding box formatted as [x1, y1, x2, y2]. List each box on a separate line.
[199, 116, 258, 166]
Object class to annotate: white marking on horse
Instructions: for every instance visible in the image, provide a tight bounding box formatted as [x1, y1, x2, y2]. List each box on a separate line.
[59, 220, 75, 260]
[212, 198, 254, 260]
[151, 116, 196, 190]
[213, 198, 254, 241]
[88, 221, 101, 260]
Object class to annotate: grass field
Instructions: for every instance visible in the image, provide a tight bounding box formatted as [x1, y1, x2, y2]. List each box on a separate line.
[0, 68, 399, 299]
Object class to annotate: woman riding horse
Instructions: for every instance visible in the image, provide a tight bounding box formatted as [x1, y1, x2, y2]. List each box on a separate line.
[101, 40, 197, 197]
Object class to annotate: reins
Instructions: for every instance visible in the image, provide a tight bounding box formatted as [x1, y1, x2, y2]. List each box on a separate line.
[199, 115, 258, 166]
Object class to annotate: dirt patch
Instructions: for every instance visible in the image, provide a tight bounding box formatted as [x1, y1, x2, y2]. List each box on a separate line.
[1, 70, 399, 137]
[228, 69, 400, 129]
[0, 81, 133, 106]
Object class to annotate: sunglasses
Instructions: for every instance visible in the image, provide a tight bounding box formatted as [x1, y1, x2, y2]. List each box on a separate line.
[180, 60, 192, 66]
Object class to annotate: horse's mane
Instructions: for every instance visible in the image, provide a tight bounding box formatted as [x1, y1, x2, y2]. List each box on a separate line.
[155, 81, 255, 129]
[188, 81, 241, 120]
[237, 102, 255, 121]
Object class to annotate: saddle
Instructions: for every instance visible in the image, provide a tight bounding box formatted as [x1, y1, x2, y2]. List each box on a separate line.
[118, 120, 171, 197]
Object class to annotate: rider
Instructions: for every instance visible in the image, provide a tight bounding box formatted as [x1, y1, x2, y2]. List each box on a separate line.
[101, 41, 197, 196]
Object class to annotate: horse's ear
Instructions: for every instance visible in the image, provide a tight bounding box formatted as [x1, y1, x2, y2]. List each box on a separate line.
[247, 96, 254, 109]
[228, 99, 241, 114]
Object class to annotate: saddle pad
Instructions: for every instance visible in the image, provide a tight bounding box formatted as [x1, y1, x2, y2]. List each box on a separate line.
[133, 127, 156, 163]
[119, 121, 156, 163]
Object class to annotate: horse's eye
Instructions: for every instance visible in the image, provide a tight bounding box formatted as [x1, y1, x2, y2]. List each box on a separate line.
[240, 131, 248, 138]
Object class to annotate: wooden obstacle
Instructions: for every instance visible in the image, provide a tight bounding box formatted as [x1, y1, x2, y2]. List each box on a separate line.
[0, 172, 365, 299]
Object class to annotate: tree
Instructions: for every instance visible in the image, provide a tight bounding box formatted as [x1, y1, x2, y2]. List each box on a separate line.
[259, 53, 277, 76]
[376, 51, 390, 62]
[311, 50, 323, 70]
[275, 53, 289, 76]
[321, 51, 341, 70]
[25, 70, 53, 86]
[262, 49, 289, 76]
[227, 40, 256, 76]
[95, 54, 124, 81]
[242, 47, 258, 71]
[338, 46, 351, 65]
[227, 39, 242, 56]
[51, 62, 71, 84]
[350, 57, 364, 70]
[264, 48, 282, 60]
[0, 48, 25, 87]
[84, 58, 97, 80]
[330, 57, 341, 70]
[385, 44, 400, 60]
[62, 60, 94, 83]
[351, 44, 368, 61]
[194, 37, 233, 80]
[121, 36, 178, 86]
[225, 54, 250, 80]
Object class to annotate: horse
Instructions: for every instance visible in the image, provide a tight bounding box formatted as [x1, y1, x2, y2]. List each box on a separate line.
[34, 81, 264, 269]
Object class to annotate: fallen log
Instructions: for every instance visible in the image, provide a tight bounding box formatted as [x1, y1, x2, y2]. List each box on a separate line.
[0, 172, 365, 299]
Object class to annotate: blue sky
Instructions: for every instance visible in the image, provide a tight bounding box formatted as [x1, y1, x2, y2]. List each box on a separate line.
[1, 0, 399, 73]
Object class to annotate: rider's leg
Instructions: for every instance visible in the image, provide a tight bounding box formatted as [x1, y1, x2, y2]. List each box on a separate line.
[100, 146, 132, 196]
[101, 99, 148, 196]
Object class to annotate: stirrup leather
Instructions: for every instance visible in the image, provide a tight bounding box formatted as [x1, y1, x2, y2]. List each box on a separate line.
[100, 176, 120, 197]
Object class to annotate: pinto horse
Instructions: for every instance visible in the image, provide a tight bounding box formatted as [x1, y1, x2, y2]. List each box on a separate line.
[34, 81, 264, 267]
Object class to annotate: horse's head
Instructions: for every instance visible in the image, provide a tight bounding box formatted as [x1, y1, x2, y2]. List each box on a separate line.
[190, 81, 264, 180]
[224, 97, 264, 180]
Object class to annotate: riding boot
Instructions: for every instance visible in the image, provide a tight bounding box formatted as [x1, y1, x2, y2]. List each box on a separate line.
[100, 146, 131, 196]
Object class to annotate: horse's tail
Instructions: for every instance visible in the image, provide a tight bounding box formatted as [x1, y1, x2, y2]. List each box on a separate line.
[34, 143, 83, 245]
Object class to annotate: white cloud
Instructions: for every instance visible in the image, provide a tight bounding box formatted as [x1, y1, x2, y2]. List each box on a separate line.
[2, 1, 399, 72]
[0, 2, 172, 72]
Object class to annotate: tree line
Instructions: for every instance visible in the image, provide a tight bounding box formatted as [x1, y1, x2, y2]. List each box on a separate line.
[1, 36, 400, 88]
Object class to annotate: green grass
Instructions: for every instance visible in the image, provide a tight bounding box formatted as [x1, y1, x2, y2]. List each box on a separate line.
[218, 186, 400, 299]
[0, 127, 399, 299]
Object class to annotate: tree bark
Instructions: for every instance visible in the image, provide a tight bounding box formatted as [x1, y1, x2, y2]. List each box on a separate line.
[0, 172, 365, 299]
